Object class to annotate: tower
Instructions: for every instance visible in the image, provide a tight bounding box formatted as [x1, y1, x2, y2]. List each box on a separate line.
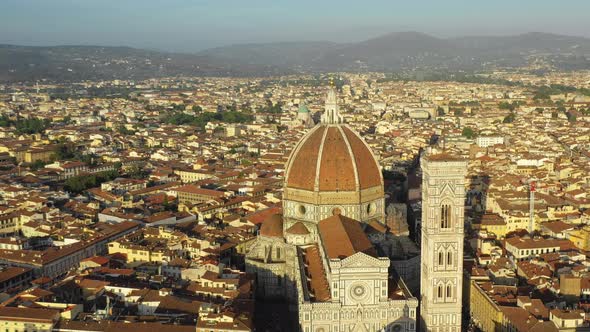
[419, 148, 467, 332]
[320, 87, 343, 124]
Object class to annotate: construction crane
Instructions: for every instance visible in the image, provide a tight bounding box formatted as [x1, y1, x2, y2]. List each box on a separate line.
[529, 180, 536, 234]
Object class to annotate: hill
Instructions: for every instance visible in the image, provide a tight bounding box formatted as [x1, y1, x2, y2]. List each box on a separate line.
[200, 31, 590, 71]
[0, 45, 289, 82]
[2, 32, 590, 82]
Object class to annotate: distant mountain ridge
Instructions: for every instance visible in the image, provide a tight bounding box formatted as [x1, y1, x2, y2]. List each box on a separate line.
[0, 44, 290, 82]
[199, 31, 590, 71]
[1, 32, 590, 82]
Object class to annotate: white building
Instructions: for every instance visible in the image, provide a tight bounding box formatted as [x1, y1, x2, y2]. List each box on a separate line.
[475, 135, 504, 148]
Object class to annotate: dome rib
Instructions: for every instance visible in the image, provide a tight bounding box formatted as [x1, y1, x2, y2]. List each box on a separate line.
[341, 126, 383, 189]
[318, 126, 356, 191]
[337, 125, 360, 191]
[284, 126, 325, 191]
[313, 125, 330, 191]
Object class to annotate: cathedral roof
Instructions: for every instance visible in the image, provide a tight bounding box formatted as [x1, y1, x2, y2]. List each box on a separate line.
[318, 214, 375, 260]
[284, 124, 382, 192]
[286, 222, 309, 235]
[259, 213, 283, 238]
[302, 245, 331, 302]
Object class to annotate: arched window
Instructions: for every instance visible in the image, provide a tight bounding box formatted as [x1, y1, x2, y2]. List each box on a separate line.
[447, 251, 452, 265]
[276, 247, 281, 259]
[438, 252, 443, 265]
[437, 285, 443, 299]
[441, 204, 451, 229]
[446, 285, 452, 298]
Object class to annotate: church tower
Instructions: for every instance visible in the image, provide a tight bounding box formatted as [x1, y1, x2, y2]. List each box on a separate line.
[419, 148, 467, 332]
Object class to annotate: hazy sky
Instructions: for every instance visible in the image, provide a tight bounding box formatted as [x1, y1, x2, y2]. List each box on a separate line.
[1, 0, 589, 52]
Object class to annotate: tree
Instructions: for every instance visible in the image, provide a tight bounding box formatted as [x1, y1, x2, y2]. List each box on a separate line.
[499, 101, 515, 111]
[56, 142, 77, 160]
[64, 170, 119, 194]
[503, 113, 516, 123]
[30, 159, 48, 171]
[117, 125, 136, 135]
[192, 105, 203, 113]
[0, 117, 52, 135]
[461, 127, 475, 139]
[567, 112, 577, 122]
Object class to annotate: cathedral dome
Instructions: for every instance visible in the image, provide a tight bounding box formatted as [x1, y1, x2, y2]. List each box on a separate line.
[284, 124, 382, 192]
[282, 87, 385, 223]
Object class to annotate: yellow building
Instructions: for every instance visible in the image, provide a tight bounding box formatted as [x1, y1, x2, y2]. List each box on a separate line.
[107, 240, 166, 263]
[24, 146, 56, 163]
[470, 281, 503, 332]
[475, 213, 508, 238]
[107, 228, 186, 263]
[569, 226, 590, 251]
[0, 306, 59, 332]
[174, 185, 225, 205]
[174, 169, 214, 183]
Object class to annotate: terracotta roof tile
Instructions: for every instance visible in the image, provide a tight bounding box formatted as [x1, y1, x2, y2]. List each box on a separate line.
[285, 124, 382, 192]
[259, 214, 283, 238]
[318, 214, 375, 259]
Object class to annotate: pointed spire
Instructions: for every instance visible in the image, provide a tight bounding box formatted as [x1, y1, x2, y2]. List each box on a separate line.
[321, 86, 343, 124]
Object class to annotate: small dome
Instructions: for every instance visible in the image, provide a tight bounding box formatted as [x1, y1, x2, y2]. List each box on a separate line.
[298, 104, 310, 114]
[259, 214, 284, 238]
[286, 222, 309, 235]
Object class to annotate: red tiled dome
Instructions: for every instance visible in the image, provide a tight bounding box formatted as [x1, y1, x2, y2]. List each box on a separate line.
[284, 124, 382, 192]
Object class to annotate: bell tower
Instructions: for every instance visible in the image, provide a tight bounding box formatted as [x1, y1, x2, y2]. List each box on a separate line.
[419, 148, 467, 332]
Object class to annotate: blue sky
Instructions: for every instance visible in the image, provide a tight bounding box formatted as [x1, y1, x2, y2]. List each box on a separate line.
[1, 0, 589, 52]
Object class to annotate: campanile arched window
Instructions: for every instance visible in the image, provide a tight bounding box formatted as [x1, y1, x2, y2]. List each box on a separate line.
[441, 204, 451, 229]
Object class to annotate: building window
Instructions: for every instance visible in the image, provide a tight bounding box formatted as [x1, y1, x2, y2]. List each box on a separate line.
[441, 204, 451, 229]
[437, 285, 443, 299]
[446, 285, 452, 298]
[439, 252, 443, 265]
[447, 251, 452, 265]
[298, 205, 307, 216]
[366, 203, 377, 216]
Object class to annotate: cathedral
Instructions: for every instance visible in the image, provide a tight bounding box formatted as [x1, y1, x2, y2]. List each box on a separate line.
[245, 87, 466, 332]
